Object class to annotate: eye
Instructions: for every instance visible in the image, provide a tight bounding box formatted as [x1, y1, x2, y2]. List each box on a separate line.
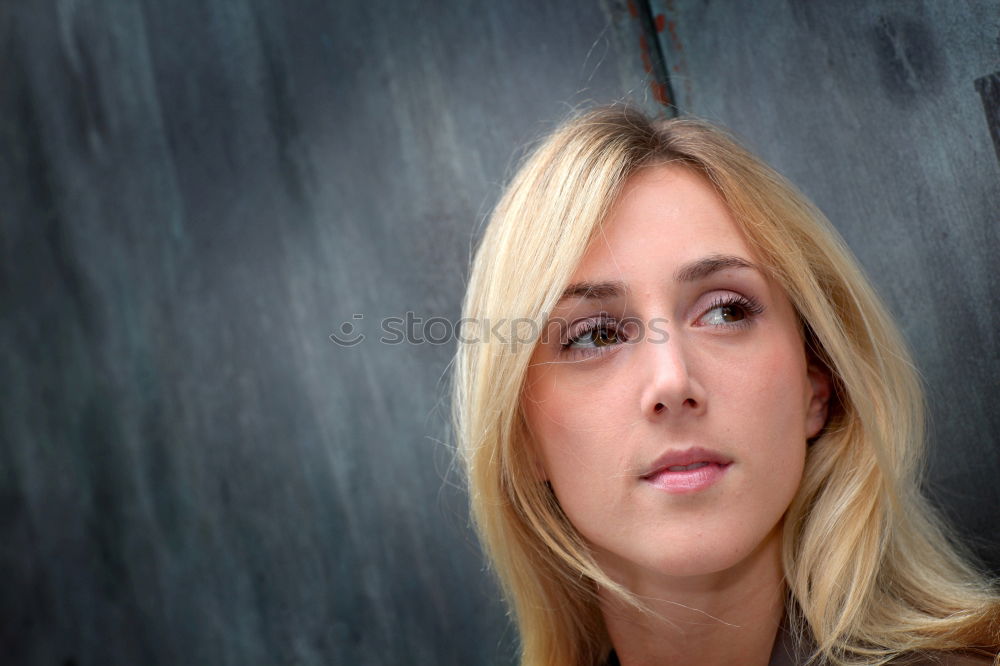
[561, 315, 627, 357]
[697, 295, 765, 329]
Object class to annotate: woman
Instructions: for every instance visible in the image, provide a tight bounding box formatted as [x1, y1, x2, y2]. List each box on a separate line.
[452, 105, 1000, 665]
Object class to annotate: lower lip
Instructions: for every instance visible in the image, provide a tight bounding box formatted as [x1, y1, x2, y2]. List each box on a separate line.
[643, 463, 730, 494]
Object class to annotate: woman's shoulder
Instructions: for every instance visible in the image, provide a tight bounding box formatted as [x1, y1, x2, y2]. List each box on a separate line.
[769, 625, 997, 665]
[609, 646, 997, 665]
[893, 649, 998, 665]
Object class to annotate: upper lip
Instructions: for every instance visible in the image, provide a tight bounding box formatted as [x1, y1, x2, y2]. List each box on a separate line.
[640, 447, 733, 478]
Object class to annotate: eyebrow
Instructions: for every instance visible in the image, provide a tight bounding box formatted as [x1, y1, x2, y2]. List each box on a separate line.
[557, 254, 760, 303]
[674, 254, 759, 283]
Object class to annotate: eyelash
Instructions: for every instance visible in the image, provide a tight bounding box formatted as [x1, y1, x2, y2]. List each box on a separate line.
[561, 314, 627, 359]
[559, 294, 765, 359]
[698, 294, 766, 330]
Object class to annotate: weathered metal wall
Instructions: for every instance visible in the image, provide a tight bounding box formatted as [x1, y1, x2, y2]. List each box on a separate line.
[648, 0, 1000, 567]
[0, 1, 649, 664]
[3, 1, 998, 665]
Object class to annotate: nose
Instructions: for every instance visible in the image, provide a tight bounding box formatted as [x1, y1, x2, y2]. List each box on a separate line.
[639, 332, 706, 419]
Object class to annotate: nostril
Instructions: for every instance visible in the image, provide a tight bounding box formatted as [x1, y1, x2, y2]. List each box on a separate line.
[654, 402, 665, 413]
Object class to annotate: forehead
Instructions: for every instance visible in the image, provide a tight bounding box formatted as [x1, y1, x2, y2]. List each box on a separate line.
[571, 165, 754, 281]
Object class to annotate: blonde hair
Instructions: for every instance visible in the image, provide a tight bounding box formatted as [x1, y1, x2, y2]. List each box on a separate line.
[452, 105, 1000, 665]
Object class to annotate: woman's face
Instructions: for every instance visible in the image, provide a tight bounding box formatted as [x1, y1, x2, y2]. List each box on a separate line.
[522, 165, 829, 587]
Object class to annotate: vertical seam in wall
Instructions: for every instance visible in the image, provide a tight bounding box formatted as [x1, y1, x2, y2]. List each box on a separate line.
[634, 0, 677, 116]
[974, 72, 1000, 172]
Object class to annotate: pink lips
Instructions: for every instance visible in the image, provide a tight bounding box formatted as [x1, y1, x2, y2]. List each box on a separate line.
[641, 447, 732, 494]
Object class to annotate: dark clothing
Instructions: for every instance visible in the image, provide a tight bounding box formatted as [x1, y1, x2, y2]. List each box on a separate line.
[602, 626, 804, 666]
[604, 625, 996, 665]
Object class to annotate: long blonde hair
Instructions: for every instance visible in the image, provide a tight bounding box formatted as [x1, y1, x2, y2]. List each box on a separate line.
[452, 105, 1000, 665]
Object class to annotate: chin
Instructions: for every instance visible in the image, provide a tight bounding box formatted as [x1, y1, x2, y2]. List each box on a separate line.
[595, 524, 785, 585]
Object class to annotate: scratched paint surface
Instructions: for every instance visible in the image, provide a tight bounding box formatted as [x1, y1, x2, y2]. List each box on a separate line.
[0, 1, 652, 664]
[647, 0, 1000, 567]
[6, 1, 997, 664]
[976, 72, 1000, 165]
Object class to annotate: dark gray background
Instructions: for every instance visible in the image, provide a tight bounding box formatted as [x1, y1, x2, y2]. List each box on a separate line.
[649, 0, 1000, 562]
[1, 1, 996, 665]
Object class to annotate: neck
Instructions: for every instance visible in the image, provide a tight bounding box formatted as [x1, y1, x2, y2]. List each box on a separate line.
[598, 526, 786, 666]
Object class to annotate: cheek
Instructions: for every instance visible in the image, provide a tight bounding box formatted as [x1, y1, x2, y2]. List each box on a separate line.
[522, 366, 633, 489]
[718, 339, 810, 501]
[718, 335, 810, 432]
